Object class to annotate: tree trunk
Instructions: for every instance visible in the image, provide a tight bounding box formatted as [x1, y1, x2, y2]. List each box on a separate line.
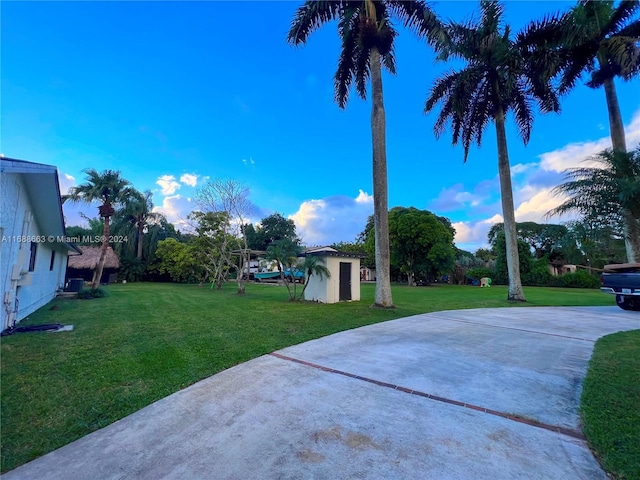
[237, 250, 247, 295]
[495, 107, 526, 301]
[603, 78, 626, 153]
[136, 223, 144, 260]
[370, 48, 394, 308]
[622, 210, 640, 263]
[92, 215, 110, 290]
[603, 77, 635, 262]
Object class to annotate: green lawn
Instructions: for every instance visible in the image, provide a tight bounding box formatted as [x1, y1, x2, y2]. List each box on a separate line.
[581, 330, 640, 480]
[0, 282, 619, 473]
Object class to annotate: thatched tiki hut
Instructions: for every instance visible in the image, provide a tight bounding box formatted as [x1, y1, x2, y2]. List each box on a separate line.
[67, 246, 120, 285]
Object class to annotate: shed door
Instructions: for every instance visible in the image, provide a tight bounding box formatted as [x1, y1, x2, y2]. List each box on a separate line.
[339, 262, 352, 301]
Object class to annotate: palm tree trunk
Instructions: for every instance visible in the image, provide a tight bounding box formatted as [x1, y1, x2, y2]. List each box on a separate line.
[622, 210, 640, 263]
[370, 48, 393, 308]
[495, 107, 525, 301]
[603, 78, 626, 152]
[93, 216, 110, 290]
[603, 77, 635, 262]
[137, 223, 144, 260]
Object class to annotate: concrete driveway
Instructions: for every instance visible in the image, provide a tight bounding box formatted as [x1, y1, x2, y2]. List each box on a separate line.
[2, 306, 638, 479]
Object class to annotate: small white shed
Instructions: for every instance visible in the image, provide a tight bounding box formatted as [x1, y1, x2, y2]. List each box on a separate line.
[303, 247, 364, 304]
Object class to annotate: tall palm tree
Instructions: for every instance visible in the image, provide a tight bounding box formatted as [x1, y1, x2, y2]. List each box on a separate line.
[424, 1, 562, 301]
[113, 189, 164, 260]
[288, 0, 441, 308]
[68, 169, 133, 289]
[549, 146, 640, 260]
[557, 0, 640, 260]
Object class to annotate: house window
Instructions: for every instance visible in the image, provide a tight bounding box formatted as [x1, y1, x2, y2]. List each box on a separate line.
[50, 250, 56, 271]
[29, 242, 38, 271]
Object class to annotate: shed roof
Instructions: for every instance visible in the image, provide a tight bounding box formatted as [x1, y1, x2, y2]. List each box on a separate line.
[303, 246, 366, 259]
[67, 246, 120, 269]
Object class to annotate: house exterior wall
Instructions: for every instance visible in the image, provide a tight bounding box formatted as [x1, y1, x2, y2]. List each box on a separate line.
[304, 256, 361, 304]
[1, 172, 68, 330]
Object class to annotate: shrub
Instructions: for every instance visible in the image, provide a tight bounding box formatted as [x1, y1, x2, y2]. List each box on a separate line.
[119, 257, 145, 283]
[523, 257, 554, 286]
[78, 288, 107, 299]
[552, 270, 600, 289]
[466, 267, 493, 281]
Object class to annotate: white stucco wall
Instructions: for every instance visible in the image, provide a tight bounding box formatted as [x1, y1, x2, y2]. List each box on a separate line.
[1, 171, 68, 329]
[304, 256, 361, 304]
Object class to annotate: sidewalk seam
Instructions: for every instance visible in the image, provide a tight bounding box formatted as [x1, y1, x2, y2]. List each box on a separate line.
[269, 352, 586, 441]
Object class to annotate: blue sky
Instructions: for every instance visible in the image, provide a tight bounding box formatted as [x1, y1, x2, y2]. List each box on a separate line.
[2, 1, 639, 252]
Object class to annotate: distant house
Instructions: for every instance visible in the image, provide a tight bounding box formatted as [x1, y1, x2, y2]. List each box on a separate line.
[303, 246, 364, 304]
[67, 246, 120, 284]
[0, 157, 81, 331]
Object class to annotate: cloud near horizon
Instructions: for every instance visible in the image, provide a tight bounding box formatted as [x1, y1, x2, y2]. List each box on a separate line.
[447, 107, 640, 252]
[289, 189, 373, 246]
[153, 194, 193, 231]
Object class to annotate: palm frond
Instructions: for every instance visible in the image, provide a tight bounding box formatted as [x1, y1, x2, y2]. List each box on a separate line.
[386, 0, 443, 46]
[604, 0, 640, 38]
[287, 1, 343, 45]
[510, 79, 534, 144]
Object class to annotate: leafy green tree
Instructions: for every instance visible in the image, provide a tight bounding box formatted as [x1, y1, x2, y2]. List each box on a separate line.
[388, 207, 455, 285]
[424, 1, 562, 301]
[331, 241, 365, 253]
[549, 147, 640, 262]
[488, 221, 569, 258]
[151, 238, 201, 283]
[288, 0, 442, 308]
[474, 248, 496, 264]
[246, 213, 299, 250]
[68, 169, 134, 289]
[189, 211, 238, 289]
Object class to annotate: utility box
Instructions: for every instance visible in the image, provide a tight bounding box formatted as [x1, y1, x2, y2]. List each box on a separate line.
[66, 278, 84, 292]
[303, 247, 364, 304]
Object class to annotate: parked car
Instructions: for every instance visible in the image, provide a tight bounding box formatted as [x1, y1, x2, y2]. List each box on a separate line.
[600, 263, 640, 311]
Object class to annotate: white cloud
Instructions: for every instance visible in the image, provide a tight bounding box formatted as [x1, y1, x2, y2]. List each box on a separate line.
[453, 214, 503, 247]
[58, 172, 75, 195]
[242, 157, 255, 166]
[157, 175, 181, 195]
[539, 108, 640, 173]
[153, 194, 192, 231]
[289, 190, 374, 246]
[444, 110, 640, 251]
[514, 188, 574, 223]
[180, 173, 198, 187]
[355, 189, 372, 204]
